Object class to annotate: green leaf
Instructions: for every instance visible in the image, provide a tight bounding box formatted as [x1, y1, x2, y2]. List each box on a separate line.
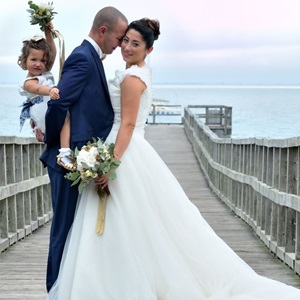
[81, 162, 89, 169]
[107, 172, 117, 180]
[74, 147, 79, 156]
[108, 143, 115, 153]
[29, 3, 39, 10]
[65, 172, 80, 181]
[78, 182, 84, 193]
[111, 161, 121, 168]
[71, 176, 81, 186]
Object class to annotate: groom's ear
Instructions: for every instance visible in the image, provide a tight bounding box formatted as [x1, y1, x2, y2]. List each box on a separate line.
[98, 26, 107, 37]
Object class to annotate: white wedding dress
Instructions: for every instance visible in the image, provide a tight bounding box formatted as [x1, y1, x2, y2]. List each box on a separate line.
[48, 65, 300, 299]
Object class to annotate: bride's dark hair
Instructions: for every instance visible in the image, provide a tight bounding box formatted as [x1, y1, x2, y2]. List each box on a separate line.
[127, 18, 160, 49]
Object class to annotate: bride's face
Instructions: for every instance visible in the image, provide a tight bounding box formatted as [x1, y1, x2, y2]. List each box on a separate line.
[121, 29, 150, 67]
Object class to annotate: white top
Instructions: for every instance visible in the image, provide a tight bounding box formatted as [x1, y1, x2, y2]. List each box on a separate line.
[19, 71, 55, 100]
[108, 64, 153, 135]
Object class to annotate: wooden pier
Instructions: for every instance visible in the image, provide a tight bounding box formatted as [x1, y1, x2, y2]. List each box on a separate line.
[0, 125, 299, 299]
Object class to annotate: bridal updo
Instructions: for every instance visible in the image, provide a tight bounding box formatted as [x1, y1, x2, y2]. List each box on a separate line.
[127, 18, 160, 49]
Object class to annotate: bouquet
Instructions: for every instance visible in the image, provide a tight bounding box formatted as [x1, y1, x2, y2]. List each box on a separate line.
[65, 138, 121, 235]
[27, 1, 58, 38]
[65, 138, 121, 194]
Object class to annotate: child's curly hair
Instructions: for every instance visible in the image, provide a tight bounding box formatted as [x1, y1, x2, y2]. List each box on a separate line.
[17, 38, 54, 71]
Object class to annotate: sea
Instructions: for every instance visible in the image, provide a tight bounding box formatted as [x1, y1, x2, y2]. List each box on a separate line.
[1, 84, 300, 139]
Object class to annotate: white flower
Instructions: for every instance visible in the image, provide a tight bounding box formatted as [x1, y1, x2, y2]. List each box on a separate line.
[76, 146, 99, 171]
[39, 2, 53, 10]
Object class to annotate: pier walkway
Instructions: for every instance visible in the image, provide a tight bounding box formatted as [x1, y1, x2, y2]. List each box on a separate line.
[0, 125, 299, 299]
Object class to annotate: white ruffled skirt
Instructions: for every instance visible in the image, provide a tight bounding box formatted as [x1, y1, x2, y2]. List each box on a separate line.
[48, 128, 300, 299]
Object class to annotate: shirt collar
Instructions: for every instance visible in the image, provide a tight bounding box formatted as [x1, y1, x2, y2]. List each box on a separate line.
[85, 36, 105, 59]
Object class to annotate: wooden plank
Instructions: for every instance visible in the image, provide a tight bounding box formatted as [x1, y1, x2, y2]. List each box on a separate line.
[0, 125, 299, 299]
[0, 224, 49, 299]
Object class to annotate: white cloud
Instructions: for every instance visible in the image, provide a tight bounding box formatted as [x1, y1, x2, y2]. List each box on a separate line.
[0, 0, 300, 85]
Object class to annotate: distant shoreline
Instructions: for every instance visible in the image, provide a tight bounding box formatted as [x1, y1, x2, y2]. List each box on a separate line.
[152, 84, 300, 89]
[1, 83, 300, 89]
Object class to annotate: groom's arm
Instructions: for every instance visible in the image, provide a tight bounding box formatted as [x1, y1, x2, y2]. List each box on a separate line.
[44, 51, 89, 147]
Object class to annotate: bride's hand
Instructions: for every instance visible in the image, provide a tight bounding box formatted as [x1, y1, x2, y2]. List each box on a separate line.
[94, 174, 109, 189]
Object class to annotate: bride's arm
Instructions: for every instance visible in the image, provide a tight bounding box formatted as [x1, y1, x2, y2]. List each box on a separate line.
[95, 75, 145, 189]
[113, 75, 146, 160]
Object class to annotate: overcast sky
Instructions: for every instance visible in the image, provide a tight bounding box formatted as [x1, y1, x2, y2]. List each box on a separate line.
[1, 0, 299, 85]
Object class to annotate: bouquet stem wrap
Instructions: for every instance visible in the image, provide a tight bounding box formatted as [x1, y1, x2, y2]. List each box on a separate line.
[96, 188, 109, 235]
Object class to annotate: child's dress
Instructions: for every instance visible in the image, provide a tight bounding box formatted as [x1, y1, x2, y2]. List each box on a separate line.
[19, 71, 55, 134]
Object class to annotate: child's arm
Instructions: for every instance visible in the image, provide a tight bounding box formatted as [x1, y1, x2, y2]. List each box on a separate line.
[44, 22, 56, 70]
[23, 79, 60, 99]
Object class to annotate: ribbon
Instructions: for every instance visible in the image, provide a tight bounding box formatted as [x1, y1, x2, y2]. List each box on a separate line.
[19, 96, 43, 131]
[52, 29, 65, 80]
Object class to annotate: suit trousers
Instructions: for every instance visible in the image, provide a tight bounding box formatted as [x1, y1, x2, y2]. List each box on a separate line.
[46, 166, 79, 292]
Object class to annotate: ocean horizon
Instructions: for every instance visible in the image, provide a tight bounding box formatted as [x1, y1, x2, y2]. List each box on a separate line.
[1, 83, 299, 140]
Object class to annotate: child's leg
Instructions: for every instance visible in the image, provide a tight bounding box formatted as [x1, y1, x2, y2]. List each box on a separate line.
[60, 117, 71, 148]
[57, 116, 76, 171]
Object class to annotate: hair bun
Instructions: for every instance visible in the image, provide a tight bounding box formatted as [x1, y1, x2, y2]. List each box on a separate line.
[142, 18, 160, 40]
[148, 19, 160, 40]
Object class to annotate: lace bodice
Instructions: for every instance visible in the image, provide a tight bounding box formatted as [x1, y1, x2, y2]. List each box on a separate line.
[108, 64, 152, 133]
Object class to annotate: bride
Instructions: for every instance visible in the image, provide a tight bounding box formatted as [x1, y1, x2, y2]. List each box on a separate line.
[48, 18, 300, 299]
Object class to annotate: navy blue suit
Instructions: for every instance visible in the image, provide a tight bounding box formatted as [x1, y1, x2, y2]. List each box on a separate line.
[40, 40, 114, 292]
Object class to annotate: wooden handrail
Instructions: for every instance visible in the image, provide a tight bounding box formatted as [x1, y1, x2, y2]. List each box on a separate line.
[0, 136, 51, 253]
[183, 107, 300, 275]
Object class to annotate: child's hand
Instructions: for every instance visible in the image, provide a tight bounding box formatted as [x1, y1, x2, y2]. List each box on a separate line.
[49, 87, 60, 100]
[34, 128, 45, 143]
[47, 21, 54, 31]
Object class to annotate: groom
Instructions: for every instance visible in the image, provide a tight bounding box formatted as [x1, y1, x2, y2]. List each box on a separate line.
[38, 7, 128, 292]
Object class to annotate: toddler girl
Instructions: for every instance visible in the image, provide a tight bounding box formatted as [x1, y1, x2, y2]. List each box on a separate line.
[18, 24, 75, 171]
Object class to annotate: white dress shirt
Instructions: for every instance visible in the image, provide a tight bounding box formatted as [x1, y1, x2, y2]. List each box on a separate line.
[85, 36, 105, 59]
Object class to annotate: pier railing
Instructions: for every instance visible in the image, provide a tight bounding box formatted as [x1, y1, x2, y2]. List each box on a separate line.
[188, 105, 232, 137]
[147, 104, 232, 138]
[183, 107, 300, 275]
[147, 104, 182, 124]
[0, 136, 51, 253]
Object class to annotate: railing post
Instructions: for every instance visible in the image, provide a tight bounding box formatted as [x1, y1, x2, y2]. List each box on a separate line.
[0, 137, 51, 253]
[296, 211, 300, 260]
[279, 148, 288, 193]
[287, 147, 298, 195]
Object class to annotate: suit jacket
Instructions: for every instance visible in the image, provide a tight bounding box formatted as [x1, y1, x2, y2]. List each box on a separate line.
[40, 40, 114, 172]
